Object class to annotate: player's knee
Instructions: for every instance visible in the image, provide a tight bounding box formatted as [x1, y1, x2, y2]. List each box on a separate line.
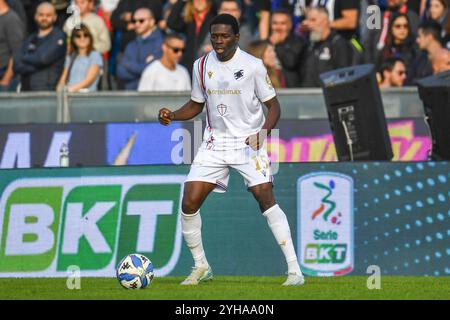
[181, 197, 200, 215]
[253, 184, 275, 212]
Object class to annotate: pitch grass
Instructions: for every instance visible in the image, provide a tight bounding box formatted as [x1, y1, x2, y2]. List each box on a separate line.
[0, 276, 448, 300]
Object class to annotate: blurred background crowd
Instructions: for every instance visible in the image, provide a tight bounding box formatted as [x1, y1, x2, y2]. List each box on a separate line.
[0, 0, 449, 93]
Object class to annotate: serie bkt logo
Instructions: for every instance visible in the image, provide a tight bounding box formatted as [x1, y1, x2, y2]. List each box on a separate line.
[297, 172, 354, 276]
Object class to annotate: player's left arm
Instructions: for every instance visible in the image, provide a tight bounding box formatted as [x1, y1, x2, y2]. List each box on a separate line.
[246, 97, 280, 150]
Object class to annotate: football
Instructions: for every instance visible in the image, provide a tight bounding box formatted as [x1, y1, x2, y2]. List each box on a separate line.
[116, 253, 154, 289]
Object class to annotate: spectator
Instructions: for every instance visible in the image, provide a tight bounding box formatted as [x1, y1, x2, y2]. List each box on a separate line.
[269, 9, 306, 87]
[7, 0, 27, 31]
[365, 0, 421, 64]
[300, 6, 352, 87]
[13, 2, 66, 91]
[407, 20, 442, 84]
[427, 0, 449, 48]
[111, 0, 163, 53]
[117, 7, 163, 90]
[415, 20, 450, 76]
[427, 0, 448, 26]
[138, 33, 190, 91]
[310, 0, 360, 41]
[64, 0, 111, 55]
[379, 57, 407, 88]
[0, 0, 24, 91]
[97, 0, 120, 89]
[378, 13, 421, 78]
[57, 24, 103, 92]
[257, 0, 306, 39]
[431, 47, 450, 72]
[247, 39, 285, 88]
[218, 0, 254, 50]
[167, 0, 216, 75]
[407, 0, 426, 16]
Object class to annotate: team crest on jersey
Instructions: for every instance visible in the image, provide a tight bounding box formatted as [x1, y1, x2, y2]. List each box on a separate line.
[234, 69, 244, 80]
[208, 71, 213, 79]
[217, 104, 228, 116]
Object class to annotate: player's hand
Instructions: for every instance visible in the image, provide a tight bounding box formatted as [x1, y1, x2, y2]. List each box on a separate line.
[158, 108, 174, 126]
[245, 130, 268, 151]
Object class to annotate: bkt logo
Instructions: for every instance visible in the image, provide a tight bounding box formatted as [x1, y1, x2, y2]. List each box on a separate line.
[0, 175, 185, 277]
[297, 172, 354, 276]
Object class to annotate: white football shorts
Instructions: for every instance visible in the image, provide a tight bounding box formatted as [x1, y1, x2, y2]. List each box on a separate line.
[185, 145, 274, 193]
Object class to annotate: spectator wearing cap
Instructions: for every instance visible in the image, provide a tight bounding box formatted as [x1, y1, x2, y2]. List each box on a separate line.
[117, 7, 163, 90]
[13, 2, 66, 91]
[300, 6, 352, 87]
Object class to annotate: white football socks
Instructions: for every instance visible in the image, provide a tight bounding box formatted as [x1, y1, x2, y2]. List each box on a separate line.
[181, 210, 209, 267]
[263, 204, 302, 275]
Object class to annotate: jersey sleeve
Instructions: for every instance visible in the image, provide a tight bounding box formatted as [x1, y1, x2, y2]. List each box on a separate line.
[254, 59, 276, 103]
[190, 59, 206, 103]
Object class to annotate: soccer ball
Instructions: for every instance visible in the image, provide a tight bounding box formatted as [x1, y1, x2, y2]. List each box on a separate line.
[116, 253, 154, 289]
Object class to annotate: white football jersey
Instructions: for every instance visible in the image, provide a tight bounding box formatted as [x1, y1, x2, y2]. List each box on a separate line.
[191, 47, 276, 151]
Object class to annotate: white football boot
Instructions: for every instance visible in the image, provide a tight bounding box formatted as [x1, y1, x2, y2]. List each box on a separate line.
[282, 272, 305, 286]
[180, 265, 213, 285]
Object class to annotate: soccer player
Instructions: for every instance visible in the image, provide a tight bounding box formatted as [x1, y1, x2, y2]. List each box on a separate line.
[158, 14, 304, 286]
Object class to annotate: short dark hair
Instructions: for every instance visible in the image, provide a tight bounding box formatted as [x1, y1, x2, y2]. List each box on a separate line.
[381, 57, 405, 74]
[419, 20, 443, 42]
[164, 32, 185, 44]
[210, 13, 239, 34]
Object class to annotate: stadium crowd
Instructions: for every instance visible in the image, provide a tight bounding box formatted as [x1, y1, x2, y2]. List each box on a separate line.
[0, 0, 449, 93]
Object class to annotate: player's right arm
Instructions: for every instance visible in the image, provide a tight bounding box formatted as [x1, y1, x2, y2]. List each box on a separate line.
[159, 57, 207, 126]
[158, 100, 205, 126]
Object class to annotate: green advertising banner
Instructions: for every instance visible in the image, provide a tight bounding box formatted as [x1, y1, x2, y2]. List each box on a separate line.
[0, 162, 448, 277]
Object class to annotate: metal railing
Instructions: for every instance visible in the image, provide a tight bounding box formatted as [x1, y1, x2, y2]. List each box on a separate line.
[0, 88, 425, 124]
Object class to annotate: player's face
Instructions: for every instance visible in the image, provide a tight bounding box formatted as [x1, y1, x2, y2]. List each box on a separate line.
[210, 24, 240, 61]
